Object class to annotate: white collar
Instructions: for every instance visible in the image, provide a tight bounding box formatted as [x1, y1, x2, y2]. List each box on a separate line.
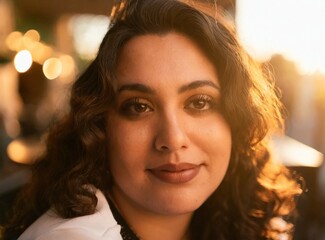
[18, 189, 123, 240]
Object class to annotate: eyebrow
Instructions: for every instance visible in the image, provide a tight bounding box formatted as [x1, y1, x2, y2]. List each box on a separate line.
[117, 83, 156, 94]
[117, 80, 220, 95]
[178, 80, 220, 93]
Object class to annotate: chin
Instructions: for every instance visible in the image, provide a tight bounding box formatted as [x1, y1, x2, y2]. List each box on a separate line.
[148, 194, 208, 216]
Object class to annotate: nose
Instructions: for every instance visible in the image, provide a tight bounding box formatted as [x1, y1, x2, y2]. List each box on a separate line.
[154, 113, 189, 152]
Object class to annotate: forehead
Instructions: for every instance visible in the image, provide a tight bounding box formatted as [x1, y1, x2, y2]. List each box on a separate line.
[118, 33, 210, 64]
[115, 33, 219, 87]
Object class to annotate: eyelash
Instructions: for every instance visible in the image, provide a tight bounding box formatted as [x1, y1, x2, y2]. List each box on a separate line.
[185, 94, 219, 113]
[120, 98, 153, 116]
[119, 94, 219, 117]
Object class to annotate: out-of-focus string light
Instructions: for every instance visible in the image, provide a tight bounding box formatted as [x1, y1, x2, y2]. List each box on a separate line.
[43, 57, 62, 80]
[7, 139, 30, 164]
[5, 31, 23, 51]
[32, 42, 53, 65]
[14, 50, 33, 73]
[22, 29, 41, 52]
[24, 29, 40, 42]
[6, 29, 51, 65]
[6, 30, 41, 52]
[59, 54, 76, 81]
[6, 29, 75, 79]
[22, 36, 37, 51]
[7, 139, 45, 165]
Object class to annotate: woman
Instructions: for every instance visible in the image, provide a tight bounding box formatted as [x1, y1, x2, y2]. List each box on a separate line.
[3, 0, 302, 239]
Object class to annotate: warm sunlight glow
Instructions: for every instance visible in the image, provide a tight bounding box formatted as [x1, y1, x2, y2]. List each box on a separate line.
[271, 135, 324, 168]
[43, 57, 62, 80]
[14, 50, 33, 73]
[69, 14, 109, 60]
[237, 0, 325, 74]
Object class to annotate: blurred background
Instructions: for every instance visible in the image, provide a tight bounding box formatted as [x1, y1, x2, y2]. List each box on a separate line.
[0, 0, 324, 239]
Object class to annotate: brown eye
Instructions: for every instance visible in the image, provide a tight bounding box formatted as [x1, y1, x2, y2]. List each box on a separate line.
[185, 95, 215, 111]
[133, 103, 150, 113]
[120, 98, 153, 116]
[191, 99, 208, 110]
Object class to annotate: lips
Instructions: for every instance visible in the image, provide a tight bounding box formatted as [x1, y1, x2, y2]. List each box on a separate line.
[148, 163, 201, 184]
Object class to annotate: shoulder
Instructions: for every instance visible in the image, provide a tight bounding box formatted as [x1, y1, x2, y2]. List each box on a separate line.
[18, 189, 122, 240]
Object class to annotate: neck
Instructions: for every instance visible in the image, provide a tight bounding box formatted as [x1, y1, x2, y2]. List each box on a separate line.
[109, 189, 193, 240]
[131, 212, 191, 240]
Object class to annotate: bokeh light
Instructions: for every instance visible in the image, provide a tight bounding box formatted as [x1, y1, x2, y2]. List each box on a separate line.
[14, 50, 33, 73]
[43, 57, 62, 80]
[5, 31, 23, 51]
[7, 139, 45, 165]
[24, 29, 40, 42]
[32, 42, 53, 64]
[59, 54, 76, 81]
[7, 140, 30, 164]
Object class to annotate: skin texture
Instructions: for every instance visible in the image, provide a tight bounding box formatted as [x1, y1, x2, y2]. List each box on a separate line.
[3, 2, 301, 239]
[107, 33, 232, 239]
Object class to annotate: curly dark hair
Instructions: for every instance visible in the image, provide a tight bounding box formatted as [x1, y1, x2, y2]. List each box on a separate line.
[3, 0, 302, 239]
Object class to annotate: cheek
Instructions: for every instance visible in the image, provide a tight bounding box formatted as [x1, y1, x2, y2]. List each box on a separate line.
[194, 115, 231, 150]
[195, 116, 232, 172]
[107, 118, 153, 168]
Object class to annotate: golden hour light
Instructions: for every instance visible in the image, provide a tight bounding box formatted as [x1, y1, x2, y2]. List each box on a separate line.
[14, 50, 33, 73]
[5, 31, 23, 51]
[237, 0, 325, 74]
[271, 135, 324, 168]
[43, 57, 62, 80]
[69, 14, 109, 60]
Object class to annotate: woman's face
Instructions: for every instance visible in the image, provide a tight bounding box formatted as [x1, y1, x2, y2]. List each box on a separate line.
[107, 33, 231, 216]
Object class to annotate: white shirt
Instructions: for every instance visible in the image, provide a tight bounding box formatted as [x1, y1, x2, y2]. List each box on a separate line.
[18, 189, 123, 240]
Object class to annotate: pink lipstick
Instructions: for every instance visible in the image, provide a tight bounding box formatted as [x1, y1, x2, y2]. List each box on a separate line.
[148, 163, 200, 184]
